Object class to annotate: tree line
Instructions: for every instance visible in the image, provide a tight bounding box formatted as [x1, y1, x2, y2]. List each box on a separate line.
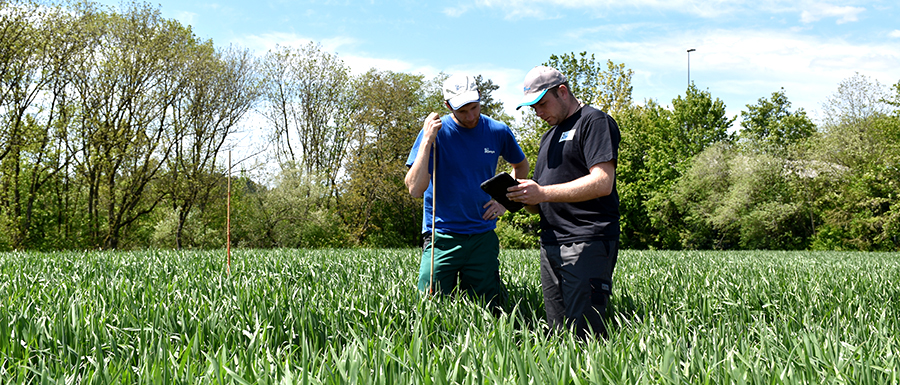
[1, 1, 898, 251]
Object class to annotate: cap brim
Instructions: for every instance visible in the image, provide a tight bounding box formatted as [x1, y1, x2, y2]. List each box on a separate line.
[515, 89, 548, 110]
[447, 90, 480, 110]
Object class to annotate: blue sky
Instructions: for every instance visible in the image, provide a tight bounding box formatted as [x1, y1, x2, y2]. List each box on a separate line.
[96, 0, 899, 127]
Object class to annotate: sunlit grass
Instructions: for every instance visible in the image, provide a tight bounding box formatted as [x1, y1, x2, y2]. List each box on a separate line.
[1, 249, 898, 383]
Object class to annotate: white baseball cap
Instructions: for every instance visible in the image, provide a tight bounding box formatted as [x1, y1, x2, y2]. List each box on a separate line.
[443, 74, 480, 110]
[516, 66, 567, 110]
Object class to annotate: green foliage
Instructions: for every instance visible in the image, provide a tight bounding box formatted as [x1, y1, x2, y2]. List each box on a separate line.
[74, 2, 203, 249]
[261, 41, 353, 194]
[617, 84, 735, 249]
[887, 80, 900, 110]
[152, 207, 223, 249]
[232, 168, 352, 249]
[501, 112, 544, 247]
[0, 2, 80, 250]
[165, 44, 260, 249]
[646, 77, 898, 252]
[474, 74, 513, 126]
[358, 200, 418, 248]
[617, 102, 673, 248]
[1, 249, 899, 382]
[676, 145, 812, 249]
[0, 0, 268, 250]
[645, 89, 820, 250]
[0, 213, 11, 252]
[739, 88, 816, 154]
[495, 212, 540, 249]
[0, 0, 897, 252]
[510, 112, 547, 179]
[671, 83, 736, 158]
[803, 75, 900, 251]
[544, 51, 634, 116]
[338, 69, 434, 248]
[296, 209, 353, 248]
[546, 51, 602, 103]
[820, 72, 891, 131]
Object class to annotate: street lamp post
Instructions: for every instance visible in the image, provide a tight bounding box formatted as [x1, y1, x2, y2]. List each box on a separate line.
[687, 48, 696, 86]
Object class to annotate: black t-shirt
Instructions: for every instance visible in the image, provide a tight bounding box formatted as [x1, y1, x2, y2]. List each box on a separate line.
[533, 105, 620, 245]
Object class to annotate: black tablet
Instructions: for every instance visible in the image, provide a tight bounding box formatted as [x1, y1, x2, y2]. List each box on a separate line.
[480, 172, 524, 212]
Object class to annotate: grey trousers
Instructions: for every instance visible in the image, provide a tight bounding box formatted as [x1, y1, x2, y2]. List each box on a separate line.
[540, 240, 618, 339]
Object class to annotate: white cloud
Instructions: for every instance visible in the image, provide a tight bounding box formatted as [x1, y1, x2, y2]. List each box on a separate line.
[230, 4, 897, 127]
[442, 6, 469, 17]
[472, 0, 871, 24]
[474, 0, 752, 19]
[799, 4, 865, 24]
[341, 55, 440, 77]
[584, 27, 900, 123]
[234, 32, 357, 55]
[174, 11, 197, 25]
[298, 25, 898, 125]
[234, 31, 446, 79]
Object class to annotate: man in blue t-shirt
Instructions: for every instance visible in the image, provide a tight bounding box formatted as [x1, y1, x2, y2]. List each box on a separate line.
[405, 74, 529, 310]
[507, 66, 621, 339]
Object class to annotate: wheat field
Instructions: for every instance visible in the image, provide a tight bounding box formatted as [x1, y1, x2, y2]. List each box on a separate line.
[1, 248, 898, 384]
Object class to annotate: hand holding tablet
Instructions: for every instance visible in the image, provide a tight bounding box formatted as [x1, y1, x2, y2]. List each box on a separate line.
[480, 172, 524, 212]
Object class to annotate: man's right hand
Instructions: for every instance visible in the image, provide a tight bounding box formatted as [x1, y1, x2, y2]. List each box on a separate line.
[423, 112, 442, 142]
[507, 179, 545, 207]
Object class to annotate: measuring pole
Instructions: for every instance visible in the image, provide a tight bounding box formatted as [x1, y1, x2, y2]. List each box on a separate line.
[227, 150, 232, 275]
[429, 140, 436, 295]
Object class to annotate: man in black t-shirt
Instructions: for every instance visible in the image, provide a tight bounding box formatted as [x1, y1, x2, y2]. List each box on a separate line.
[507, 65, 620, 339]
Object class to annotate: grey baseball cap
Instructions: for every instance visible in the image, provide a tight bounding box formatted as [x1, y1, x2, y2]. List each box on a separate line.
[443, 74, 481, 110]
[516, 66, 567, 110]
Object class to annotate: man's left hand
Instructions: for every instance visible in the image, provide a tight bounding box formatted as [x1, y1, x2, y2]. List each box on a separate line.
[482, 199, 507, 220]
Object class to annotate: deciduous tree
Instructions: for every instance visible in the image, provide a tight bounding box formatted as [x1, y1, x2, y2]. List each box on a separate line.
[739, 88, 815, 155]
[544, 51, 633, 116]
[339, 70, 441, 247]
[166, 45, 261, 248]
[68, 2, 195, 248]
[806, 74, 900, 250]
[260, 42, 353, 200]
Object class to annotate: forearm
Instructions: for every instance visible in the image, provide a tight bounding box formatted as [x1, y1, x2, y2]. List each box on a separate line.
[539, 174, 610, 202]
[406, 113, 443, 197]
[510, 159, 530, 180]
[510, 161, 615, 206]
[544, 162, 615, 203]
[404, 140, 434, 198]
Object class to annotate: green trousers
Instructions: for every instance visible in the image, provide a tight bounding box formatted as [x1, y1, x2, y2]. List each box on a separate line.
[417, 231, 507, 309]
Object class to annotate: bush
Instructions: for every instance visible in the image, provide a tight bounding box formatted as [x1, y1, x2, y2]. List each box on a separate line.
[659, 144, 814, 250]
[496, 211, 539, 249]
[0, 214, 11, 252]
[152, 208, 223, 249]
[230, 168, 354, 249]
[295, 209, 352, 248]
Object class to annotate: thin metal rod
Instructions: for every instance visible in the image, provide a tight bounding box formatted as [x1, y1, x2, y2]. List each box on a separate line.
[227, 150, 232, 275]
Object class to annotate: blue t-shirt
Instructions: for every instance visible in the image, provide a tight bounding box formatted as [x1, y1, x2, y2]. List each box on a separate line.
[406, 114, 526, 235]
